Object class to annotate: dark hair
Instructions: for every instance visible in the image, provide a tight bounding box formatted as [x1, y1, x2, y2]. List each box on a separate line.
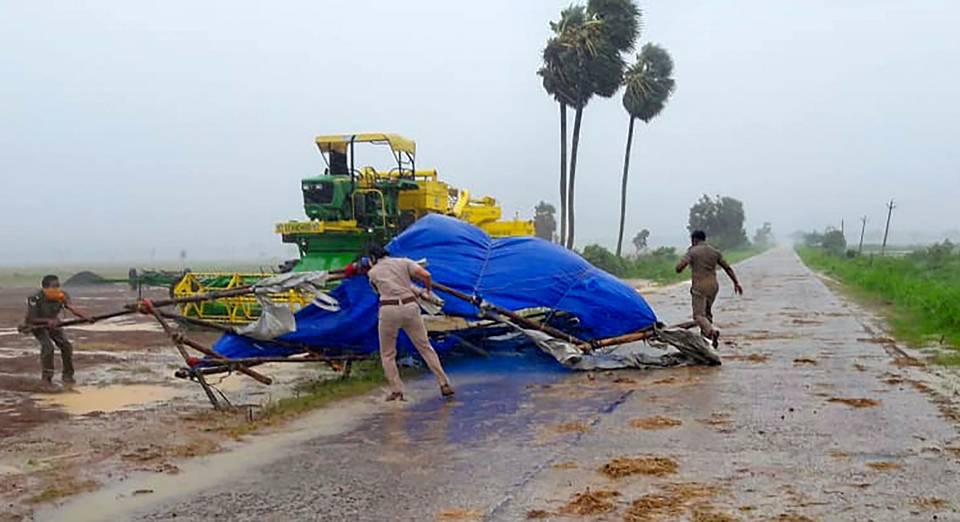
[41, 274, 59, 288]
[368, 245, 389, 260]
[690, 230, 707, 241]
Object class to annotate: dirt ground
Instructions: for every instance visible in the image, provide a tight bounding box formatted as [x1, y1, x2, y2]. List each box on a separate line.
[0, 283, 337, 521]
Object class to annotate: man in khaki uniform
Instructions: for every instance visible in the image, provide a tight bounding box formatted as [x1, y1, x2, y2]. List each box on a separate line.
[367, 246, 454, 401]
[22, 274, 92, 385]
[675, 230, 743, 347]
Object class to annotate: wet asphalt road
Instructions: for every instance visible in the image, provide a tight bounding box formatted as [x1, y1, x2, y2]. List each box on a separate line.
[50, 249, 960, 521]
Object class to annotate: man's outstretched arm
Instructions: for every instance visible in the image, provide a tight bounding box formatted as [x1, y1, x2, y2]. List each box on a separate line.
[412, 266, 433, 294]
[675, 258, 689, 274]
[718, 259, 744, 295]
[65, 302, 94, 322]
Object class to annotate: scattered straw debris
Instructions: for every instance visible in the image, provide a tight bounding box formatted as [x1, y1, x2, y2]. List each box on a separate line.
[852, 363, 867, 372]
[630, 416, 682, 430]
[552, 461, 578, 469]
[559, 488, 621, 516]
[653, 377, 677, 385]
[911, 496, 950, 509]
[770, 513, 819, 522]
[599, 456, 678, 479]
[866, 461, 901, 471]
[692, 505, 739, 522]
[792, 358, 817, 366]
[827, 450, 849, 459]
[624, 482, 722, 521]
[436, 508, 482, 520]
[699, 412, 732, 427]
[625, 493, 679, 521]
[525, 509, 550, 519]
[857, 336, 896, 345]
[884, 376, 904, 385]
[551, 421, 591, 434]
[827, 397, 880, 408]
[722, 353, 770, 363]
[891, 356, 925, 368]
[613, 376, 638, 384]
[791, 318, 821, 325]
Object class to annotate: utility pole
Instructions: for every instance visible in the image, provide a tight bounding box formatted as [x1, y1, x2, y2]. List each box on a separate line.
[881, 199, 895, 256]
[841, 218, 845, 237]
[858, 216, 867, 255]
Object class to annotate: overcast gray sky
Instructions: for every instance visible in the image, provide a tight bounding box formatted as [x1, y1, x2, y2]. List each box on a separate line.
[2, 0, 958, 265]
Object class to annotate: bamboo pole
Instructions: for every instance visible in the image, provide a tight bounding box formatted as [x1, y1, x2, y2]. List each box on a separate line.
[431, 281, 586, 346]
[175, 335, 273, 385]
[146, 306, 222, 410]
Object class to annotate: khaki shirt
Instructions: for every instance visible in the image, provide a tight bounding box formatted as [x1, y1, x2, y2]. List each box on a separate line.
[368, 257, 420, 300]
[682, 244, 723, 294]
[26, 290, 68, 320]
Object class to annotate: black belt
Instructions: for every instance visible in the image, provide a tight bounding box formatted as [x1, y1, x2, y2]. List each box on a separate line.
[380, 296, 417, 306]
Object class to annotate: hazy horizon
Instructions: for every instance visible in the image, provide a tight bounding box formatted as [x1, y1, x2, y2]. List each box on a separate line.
[2, 1, 958, 265]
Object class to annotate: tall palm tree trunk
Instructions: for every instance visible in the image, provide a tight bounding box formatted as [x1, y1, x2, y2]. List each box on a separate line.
[559, 103, 568, 245]
[616, 116, 636, 257]
[566, 106, 583, 249]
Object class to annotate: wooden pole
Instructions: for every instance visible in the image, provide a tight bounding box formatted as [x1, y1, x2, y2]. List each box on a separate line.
[176, 335, 274, 385]
[146, 307, 223, 410]
[431, 281, 586, 346]
[881, 199, 895, 256]
[858, 216, 867, 255]
[580, 327, 655, 350]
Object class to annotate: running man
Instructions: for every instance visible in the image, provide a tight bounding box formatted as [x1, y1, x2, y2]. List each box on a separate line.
[675, 230, 744, 347]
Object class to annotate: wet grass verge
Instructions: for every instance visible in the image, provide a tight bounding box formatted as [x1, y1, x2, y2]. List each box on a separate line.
[796, 246, 960, 365]
[212, 358, 399, 438]
[261, 359, 388, 418]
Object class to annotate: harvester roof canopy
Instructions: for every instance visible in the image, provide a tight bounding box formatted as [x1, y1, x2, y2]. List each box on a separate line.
[315, 133, 416, 157]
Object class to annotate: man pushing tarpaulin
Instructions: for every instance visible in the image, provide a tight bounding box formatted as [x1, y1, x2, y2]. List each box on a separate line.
[211, 215, 720, 373]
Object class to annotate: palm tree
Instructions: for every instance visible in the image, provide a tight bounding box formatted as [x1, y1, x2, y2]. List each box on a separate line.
[540, 1, 639, 249]
[615, 43, 675, 257]
[566, 0, 639, 249]
[539, 6, 589, 246]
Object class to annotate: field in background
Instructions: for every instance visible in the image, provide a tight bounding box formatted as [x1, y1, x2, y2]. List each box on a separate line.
[797, 245, 960, 363]
[0, 259, 286, 288]
[585, 244, 768, 285]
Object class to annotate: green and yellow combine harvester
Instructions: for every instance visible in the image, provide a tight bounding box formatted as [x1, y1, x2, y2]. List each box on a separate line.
[166, 133, 534, 323]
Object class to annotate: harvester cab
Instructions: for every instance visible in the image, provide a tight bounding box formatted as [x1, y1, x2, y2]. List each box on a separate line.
[304, 133, 419, 228]
[275, 132, 534, 273]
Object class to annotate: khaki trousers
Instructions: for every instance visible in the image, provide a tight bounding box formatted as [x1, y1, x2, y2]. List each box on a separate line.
[691, 285, 718, 338]
[378, 301, 450, 393]
[34, 327, 74, 381]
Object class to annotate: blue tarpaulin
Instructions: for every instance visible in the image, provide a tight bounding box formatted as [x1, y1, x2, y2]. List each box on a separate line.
[212, 215, 657, 359]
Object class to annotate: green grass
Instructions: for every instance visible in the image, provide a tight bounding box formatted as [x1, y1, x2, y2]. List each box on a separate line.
[218, 359, 412, 438]
[796, 245, 960, 362]
[261, 359, 389, 419]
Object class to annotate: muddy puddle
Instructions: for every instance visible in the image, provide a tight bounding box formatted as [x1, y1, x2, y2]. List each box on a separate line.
[34, 384, 179, 415]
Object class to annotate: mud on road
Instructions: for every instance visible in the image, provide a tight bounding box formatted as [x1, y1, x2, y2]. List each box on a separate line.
[31, 249, 960, 521]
